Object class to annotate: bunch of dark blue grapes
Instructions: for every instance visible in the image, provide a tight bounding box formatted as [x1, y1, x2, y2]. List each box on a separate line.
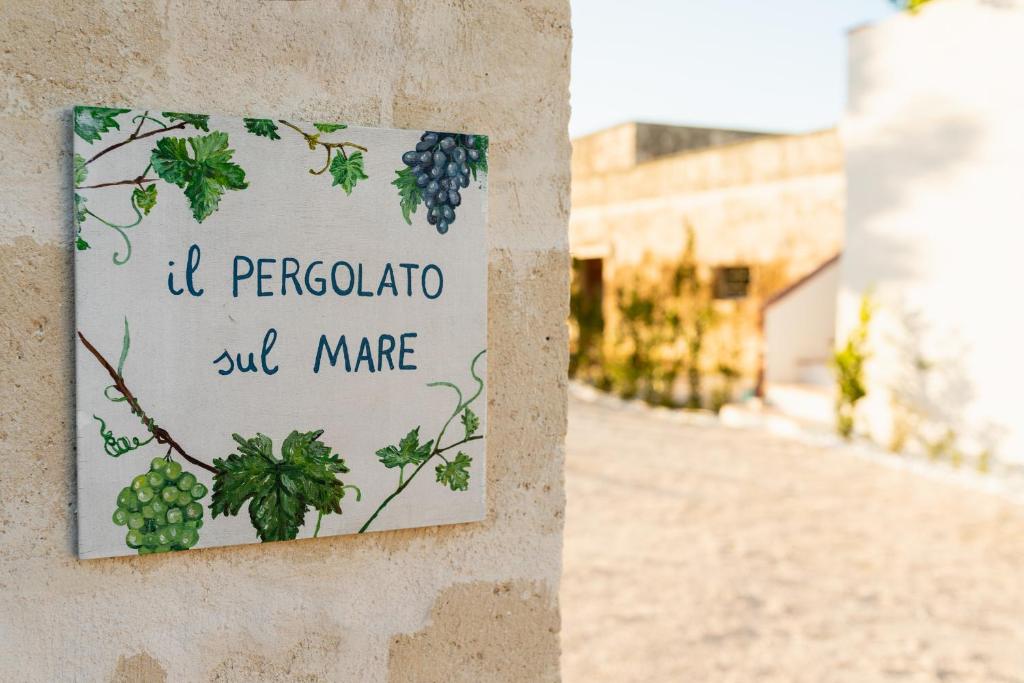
[401, 132, 482, 234]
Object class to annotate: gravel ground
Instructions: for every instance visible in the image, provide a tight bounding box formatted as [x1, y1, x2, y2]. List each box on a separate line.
[561, 395, 1024, 682]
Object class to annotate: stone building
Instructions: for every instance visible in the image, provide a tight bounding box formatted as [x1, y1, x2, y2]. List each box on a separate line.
[569, 121, 844, 404]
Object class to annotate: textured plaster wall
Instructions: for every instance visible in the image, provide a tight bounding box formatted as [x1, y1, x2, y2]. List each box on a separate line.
[842, 0, 1024, 460]
[0, 2, 570, 681]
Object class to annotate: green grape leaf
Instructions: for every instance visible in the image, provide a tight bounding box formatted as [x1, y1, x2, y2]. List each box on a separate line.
[466, 134, 488, 181]
[211, 430, 350, 543]
[74, 106, 130, 143]
[314, 122, 347, 133]
[435, 452, 472, 492]
[132, 184, 158, 215]
[392, 167, 422, 225]
[74, 193, 88, 226]
[329, 151, 368, 195]
[163, 111, 210, 132]
[243, 118, 281, 140]
[73, 153, 88, 186]
[461, 407, 480, 438]
[150, 132, 248, 223]
[375, 427, 434, 469]
[74, 193, 90, 249]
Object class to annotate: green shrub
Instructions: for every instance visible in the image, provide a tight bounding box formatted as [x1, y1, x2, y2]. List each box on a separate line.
[832, 293, 873, 438]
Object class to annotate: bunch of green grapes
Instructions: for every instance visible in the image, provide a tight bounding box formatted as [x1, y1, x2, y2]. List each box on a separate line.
[112, 457, 207, 554]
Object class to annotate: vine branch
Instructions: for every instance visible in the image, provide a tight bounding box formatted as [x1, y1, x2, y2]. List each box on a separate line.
[85, 121, 187, 166]
[357, 434, 483, 534]
[77, 175, 158, 190]
[77, 331, 218, 475]
[358, 350, 487, 534]
[277, 119, 368, 175]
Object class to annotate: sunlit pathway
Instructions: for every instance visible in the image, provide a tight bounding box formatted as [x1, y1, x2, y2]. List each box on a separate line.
[561, 394, 1024, 682]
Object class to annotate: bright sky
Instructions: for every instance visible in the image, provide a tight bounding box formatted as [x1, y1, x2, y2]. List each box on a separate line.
[570, 0, 896, 138]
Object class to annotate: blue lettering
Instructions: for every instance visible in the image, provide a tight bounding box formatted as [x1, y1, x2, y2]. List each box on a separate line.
[422, 264, 443, 300]
[256, 258, 275, 297]
[399, 263, 419, 296]
[281, 257, 302, 296]
[331, 261, 354, 295]
[185, 244, 204, 296]
[232, 256, 254, 297]
[377, 263, 398, 296]
[399, 332, 417, 370]
[305, 260, 326, 296]
[314, 334, 351, 373]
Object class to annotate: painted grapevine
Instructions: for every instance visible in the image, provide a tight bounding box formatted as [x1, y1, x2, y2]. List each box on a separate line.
[80, 321, 486, 553]
[75, 108, 487, 557]
[73, 108, 372, 265]
[242, 118, 369, 194]
[80, 321, 358, 553]
[73, 107, 248, 264]
[359, 349, 486, 533]
[393, 131, 488, 234]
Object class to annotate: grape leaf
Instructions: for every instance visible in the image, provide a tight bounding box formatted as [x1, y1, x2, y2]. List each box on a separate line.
[74, 106, 130, 143]
[211, 430, 350, 543]
[163, 111, 210, 132]
[375, 427, 433, 469]
[329, 151, 368, 195]
[73, 153, 88, 186]
[461, 407, 480, 438]
[314, 122, 347, 133]
[466, 134, 488, 180]
[392, 167, 422, 225]
[132, 184, 157, 215]
[150, 132, 248, 223]
[243, 118, 281, 140]
[435, 452, 472, 492]
[74, 193, 88, 226]
[74, 193, 89, 249]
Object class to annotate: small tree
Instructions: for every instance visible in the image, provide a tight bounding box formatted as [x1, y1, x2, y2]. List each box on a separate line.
[832, 293, 873, 438]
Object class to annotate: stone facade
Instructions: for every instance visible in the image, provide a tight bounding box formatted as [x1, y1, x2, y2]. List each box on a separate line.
[0, 2, 570, 681]
[569, 123, 844, 400]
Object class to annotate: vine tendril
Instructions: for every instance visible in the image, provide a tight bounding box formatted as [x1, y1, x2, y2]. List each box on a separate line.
[84, 194, 144, 266]
[357, 350, 486, 533]
[93, 414, 154, 457]
[103, 318, 131, 403]
[131, 113, 167, 129]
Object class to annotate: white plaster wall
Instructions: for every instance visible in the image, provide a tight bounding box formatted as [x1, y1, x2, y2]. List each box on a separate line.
[764, 259, 839, 385]
[841, 0, 1024, 459]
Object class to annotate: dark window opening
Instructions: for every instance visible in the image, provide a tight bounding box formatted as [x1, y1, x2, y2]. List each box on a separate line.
[570, 258, 605, 377]
[712, 266, 750, 299]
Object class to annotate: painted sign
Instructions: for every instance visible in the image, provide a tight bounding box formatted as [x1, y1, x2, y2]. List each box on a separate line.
[73, 107, 488, 559]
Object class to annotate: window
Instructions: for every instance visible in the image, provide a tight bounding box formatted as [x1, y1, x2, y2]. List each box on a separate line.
[712, 266, 750, 299]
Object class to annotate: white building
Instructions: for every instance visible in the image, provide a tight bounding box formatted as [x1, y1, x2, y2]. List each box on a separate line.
[763, 0, 1024, 463]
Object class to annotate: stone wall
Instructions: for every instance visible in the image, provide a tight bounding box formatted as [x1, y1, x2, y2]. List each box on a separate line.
[569, 127, 844, 397]
[0, 1, 570, 681]
[571, 121, 767, 179]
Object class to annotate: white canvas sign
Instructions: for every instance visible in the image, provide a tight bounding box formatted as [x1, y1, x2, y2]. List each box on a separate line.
[72, 107, 488, 559]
